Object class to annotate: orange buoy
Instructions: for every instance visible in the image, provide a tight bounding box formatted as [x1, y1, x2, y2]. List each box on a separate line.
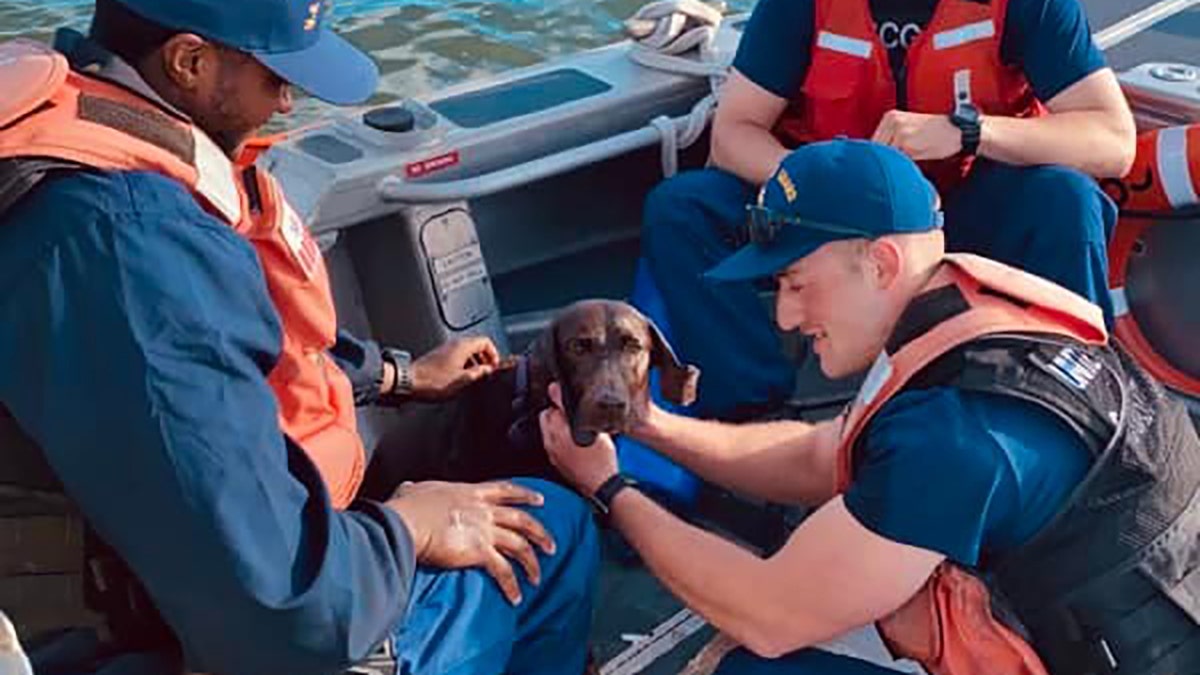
[1101, 125, 1200, 399]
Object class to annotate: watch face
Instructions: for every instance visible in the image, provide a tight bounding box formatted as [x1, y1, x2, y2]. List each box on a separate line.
[952, 103, 976, 123]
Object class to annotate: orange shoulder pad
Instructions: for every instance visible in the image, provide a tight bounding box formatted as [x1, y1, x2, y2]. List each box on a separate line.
[943, 253, 1107, 344]
[0, 40, 69, 129]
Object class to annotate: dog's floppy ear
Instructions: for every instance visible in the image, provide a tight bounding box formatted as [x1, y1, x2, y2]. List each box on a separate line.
[640, 311, 700, 407]
[530, 321, 562, 383]
[529, 318, 598, 446]
[525, 320, 562, 410]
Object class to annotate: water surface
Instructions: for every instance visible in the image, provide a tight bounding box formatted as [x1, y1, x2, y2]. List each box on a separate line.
[0, 0, 752, 126]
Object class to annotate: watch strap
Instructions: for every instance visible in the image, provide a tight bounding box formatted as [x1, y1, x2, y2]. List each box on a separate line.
[382, 347, 414, 397]
[591, 474, 638, 515]
[951, 69, 981, 157]
[959, 116, 981, 156]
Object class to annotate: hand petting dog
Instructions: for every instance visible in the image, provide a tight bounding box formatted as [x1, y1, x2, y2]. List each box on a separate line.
[526, 299, 698, 446]
[533, 299, 700, 495]
[412, 336, 502, 401]
[540, 382, 620, 496]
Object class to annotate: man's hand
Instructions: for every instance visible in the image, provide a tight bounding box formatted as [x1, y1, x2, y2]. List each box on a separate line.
[411, 336, 500, 401]
[871, 110, 963, 161]
[539, 383, 620, 496]
[385, 481, 556, 604]
[628, 397, 669, 445]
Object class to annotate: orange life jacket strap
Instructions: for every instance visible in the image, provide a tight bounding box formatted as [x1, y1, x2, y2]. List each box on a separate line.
[835, 254, 1106, 493]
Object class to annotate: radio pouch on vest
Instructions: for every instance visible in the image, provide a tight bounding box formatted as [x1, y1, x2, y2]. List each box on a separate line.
[879, 564, 1049, 675]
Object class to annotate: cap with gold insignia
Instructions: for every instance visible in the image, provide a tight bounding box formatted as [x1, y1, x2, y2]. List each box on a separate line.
[113, 0, 378, 105]
[706, 139, 944, 281]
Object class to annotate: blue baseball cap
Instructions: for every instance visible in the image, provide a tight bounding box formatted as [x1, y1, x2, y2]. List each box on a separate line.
[706, 139, 943, 281]
[113, 0, 379, 105]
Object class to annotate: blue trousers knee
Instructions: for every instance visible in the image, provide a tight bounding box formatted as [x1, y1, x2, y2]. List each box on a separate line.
[638, 163, 1116, 417]
[390, 479, 599, 675]
[714, 647, 906, 674]
[639, 168, 795, 418]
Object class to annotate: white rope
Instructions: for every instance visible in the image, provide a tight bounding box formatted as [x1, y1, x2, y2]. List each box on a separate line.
[624, 0, 730, 177]
[628, 44, 727, 79]
[649, 116, 679, 177]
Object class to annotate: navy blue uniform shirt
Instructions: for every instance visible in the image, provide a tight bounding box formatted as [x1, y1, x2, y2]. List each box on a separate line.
[734, 0, 1105, 106]
[844, 388, 1091, 566]
[0, 167, 413, 673]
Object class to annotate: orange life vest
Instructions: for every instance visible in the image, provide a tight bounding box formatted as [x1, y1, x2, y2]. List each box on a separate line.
[833, 253, 1107, 675]
[0, 39, 365, 509]
[778, 0, 1045, 191]
[1100, 124, 1200, 399]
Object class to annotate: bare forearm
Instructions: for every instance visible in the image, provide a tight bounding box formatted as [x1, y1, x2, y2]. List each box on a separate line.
[634, 410, 836, 506]
[710, 121, 790, 186]
[613, 493, 944, 659]
[980, 110, 1135, 178]
[610, 489, 796, 656]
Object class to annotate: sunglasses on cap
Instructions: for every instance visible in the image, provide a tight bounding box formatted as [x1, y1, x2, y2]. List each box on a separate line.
[744, 203, 878, 246]
[744, 203, 946, 246]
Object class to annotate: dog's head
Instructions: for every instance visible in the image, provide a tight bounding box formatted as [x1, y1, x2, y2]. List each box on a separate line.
[531, 299, 699, 446]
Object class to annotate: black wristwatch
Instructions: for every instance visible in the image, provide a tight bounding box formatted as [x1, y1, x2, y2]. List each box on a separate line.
[950, 101, 982, 157]
[589, 474, 639, 516]
[380, 347, 414, 397]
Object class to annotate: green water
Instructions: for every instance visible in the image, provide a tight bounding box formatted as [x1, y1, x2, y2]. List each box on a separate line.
[0, 0, 752, 127]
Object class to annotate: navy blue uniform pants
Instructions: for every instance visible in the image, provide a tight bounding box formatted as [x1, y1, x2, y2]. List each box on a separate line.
[639, 161, 1117, 418]
[359, 385, 599, 675]
[32, 478, 595, 675]
[62, 479, 599, 675]
[391, 478, 599, 675]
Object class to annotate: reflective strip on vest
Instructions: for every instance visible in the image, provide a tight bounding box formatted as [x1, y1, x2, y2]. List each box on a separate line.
[855, 351, 894, 411]
[816, 30, 873, 59]
[954, 69, 973, 109]
[1110, 286, 1130, 317]
[191, 128, 242, 224]
[932, 19, 996, 50]
[1156, 126, 1199, 208]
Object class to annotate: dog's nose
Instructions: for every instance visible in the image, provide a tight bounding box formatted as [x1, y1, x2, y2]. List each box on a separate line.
[596, 395, 628, 416]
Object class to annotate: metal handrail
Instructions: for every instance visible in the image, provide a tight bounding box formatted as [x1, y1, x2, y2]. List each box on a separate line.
[376, 113, 694, 203]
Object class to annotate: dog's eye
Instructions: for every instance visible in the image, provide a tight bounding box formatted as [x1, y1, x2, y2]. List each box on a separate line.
[621, 336, 643, 353]
[567, 338, 594, 355]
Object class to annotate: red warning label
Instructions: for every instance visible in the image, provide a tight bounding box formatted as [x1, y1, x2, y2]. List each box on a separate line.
[405, 151, 461, 178]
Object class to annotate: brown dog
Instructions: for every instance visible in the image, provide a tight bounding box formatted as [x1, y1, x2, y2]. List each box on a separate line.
[359, 299, 700, 499]
[521, 299, 700, 447]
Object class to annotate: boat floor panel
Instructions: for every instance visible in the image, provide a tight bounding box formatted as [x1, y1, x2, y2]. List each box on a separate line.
[593, 543, 715, 674]
[592, 539, 928, 674]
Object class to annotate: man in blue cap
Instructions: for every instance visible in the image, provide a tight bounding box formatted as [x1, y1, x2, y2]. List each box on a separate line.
[541, 139, 1200, 674]
[0, 2, 597, 674]
[634, 0, 1133, 423]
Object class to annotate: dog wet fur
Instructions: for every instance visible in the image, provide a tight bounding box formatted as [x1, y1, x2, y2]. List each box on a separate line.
[527, 299, 699, 446]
